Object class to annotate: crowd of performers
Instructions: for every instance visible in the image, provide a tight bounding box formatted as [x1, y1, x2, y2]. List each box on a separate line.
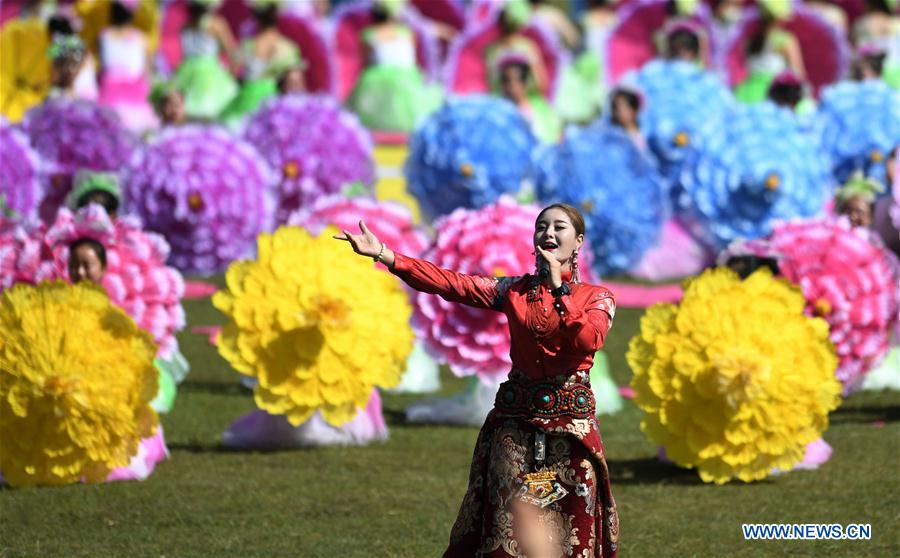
[0, 0, 899, 556]
[1, 0, 899, 136]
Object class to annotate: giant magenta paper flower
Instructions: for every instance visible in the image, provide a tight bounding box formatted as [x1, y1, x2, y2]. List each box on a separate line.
[213, 226, 414, 426]
[0, 118, 42, 219]
[21, 98, 137, 222]
[243, 95, 375, 224]
[627, 267, 840, 484]
[743, 217, 900, 393]
[0, 281, 158, 486]
[124, 125, 277, 274]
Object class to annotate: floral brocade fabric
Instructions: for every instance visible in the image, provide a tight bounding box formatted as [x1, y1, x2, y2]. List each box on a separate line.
[445, 371, 619, 558]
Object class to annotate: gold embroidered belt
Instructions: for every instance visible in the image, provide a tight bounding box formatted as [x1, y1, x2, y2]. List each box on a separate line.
[494, 371, 595, 420]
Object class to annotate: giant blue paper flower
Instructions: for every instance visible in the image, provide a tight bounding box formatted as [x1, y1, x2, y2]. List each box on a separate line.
[678, 103, 831, 249]
[815, 80, 900, 185]
[535, 124, 665, 274]
[405, 95, 537, 221]
[627, 60, 733, 186]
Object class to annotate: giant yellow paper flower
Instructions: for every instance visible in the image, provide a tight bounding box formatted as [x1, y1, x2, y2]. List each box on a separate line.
[626, 268, 841, 484]
[0, 281, 158, 486]
[213, 226, 414, 426]
[0, 17, 50, 122]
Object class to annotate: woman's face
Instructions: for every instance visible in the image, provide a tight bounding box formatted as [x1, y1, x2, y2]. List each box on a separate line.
[160, 91, 185, 125]
[715, 0, 742, 23]
[281, 68, 306, 95]
[856, 57, 881, 80]
[611, 94, 637, 128]
[840, 196, 873, 228]
[68, 244, 105, 284]
[888, 149, 897, 184]
[534, 208, 584, 266]
[80, 191, 118, 218]
[500, 65, 528, 103]
[53, 57, 80, 88]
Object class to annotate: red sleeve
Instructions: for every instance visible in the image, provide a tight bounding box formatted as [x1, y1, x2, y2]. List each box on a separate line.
[389, 252, 502, 311]
[553, 286, 616, 352]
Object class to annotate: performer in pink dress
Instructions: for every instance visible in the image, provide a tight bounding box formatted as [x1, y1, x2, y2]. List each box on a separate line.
[97, 1, 157, 132]
[335, 203, 619, 557]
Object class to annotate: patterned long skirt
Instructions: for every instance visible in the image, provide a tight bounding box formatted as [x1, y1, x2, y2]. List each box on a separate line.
[443, 409, 619, 557]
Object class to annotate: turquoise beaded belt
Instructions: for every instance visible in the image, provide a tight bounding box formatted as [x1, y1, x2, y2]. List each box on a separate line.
[494, 374, 595, 419]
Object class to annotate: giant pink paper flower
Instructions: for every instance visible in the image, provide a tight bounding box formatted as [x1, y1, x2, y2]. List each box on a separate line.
[0, 217, 49, 290]
[745, 217, 900, 393]
[287, 194, 429, 269]
[411, 195, 599, 382]
[28, 206, 187, 359]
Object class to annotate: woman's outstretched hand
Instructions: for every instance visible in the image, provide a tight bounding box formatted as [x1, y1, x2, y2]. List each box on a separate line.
[332, 220, 395, 267]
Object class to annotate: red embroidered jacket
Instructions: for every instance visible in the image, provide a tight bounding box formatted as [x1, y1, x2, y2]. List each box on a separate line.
[390, 252, 616, 380]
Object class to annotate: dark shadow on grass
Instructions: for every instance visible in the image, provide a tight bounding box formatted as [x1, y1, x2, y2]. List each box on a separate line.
[167, 441, 298, 454]
[830, 404, 900, 425]
[184, 274, 227, 288]
[606, 457, 703, 485]
[382, 408, 448, 428]
[382, 408, 409, 426]
[165, 440, 227, 453]
[381, 408, 484, 430]
[607, 457, 781, 486]
[167, 441, 375, 456]
[178, 381, 251, 396]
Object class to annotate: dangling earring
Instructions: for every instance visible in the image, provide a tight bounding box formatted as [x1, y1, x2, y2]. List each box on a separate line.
[571, 249, 580, 284]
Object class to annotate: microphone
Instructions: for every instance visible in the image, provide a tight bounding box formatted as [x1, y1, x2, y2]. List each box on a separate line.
[537, 255, 550, 279]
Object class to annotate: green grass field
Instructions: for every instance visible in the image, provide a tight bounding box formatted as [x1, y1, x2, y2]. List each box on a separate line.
[1, 283, 898, 558]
